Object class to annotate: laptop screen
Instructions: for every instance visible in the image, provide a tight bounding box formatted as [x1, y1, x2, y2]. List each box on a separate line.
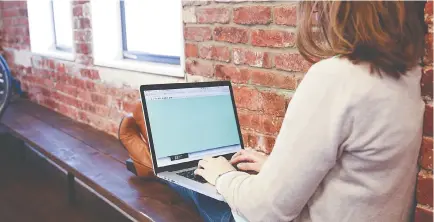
[144, 86, 242, 167]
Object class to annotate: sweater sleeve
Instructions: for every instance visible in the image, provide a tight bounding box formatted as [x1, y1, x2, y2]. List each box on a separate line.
[216, 62, 353, 221]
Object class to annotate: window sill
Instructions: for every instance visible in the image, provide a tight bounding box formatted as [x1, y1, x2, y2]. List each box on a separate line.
[32, 50, 75, 61]
[94, 59, 184, 78]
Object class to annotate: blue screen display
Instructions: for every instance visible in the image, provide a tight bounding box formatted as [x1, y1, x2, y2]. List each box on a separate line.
[144, 86, 241, 166]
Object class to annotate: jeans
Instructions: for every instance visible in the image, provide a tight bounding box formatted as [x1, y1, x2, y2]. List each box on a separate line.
[168, 183, 235, 222]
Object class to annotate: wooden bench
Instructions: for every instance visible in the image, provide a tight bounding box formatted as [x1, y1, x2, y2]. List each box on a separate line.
[1, 99, 201, 222]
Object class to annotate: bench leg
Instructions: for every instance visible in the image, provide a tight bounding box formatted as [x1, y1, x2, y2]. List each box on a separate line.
[67, 172, 76, 205]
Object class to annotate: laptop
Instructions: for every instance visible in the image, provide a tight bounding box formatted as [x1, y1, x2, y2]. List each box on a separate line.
[139, 81, 244, 201]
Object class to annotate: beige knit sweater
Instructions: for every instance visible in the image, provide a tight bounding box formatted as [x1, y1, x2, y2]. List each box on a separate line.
[216, 57, 424, 222]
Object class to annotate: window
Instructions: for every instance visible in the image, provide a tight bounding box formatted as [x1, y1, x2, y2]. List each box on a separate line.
[51, 0, 73, 52]
[28, 0, 74, 60]
[91, 1, 184, 77]
[120, 1, 181, 65]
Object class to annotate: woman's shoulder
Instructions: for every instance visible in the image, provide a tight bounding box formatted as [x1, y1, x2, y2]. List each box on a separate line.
[304, 56, 422, 106]
[303, 56, 376, 93]
[308, 56, 370, 78]
[310, 56, 421, 82]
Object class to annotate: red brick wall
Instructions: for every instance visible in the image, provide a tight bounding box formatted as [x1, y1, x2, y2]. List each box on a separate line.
[0, 1, 137, 136]
[0, 1, 432, 220]
[183, 1, 309, 153]
[415, 1, 433, 222]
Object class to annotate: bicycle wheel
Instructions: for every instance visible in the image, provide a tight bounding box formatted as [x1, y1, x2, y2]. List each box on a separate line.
[0, 56, 12, 120]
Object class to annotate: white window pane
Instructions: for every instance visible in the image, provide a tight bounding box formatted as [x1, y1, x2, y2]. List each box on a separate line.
[52, 0, 73, 50]
[123, 0, 182, 57]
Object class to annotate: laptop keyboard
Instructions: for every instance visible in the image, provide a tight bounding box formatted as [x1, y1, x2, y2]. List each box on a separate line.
[177, 169, 207, 183]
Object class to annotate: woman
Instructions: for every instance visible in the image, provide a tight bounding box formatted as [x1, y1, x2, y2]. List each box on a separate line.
[182, 1, 426, 222]
[119, 1, 426, 221]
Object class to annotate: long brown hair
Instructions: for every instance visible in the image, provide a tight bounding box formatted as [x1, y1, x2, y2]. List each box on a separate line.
[296, 1, 425, 79]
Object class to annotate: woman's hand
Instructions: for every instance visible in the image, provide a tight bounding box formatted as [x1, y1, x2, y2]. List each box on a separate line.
[194, 156, 236, 185]
[230, 148, 268, 173]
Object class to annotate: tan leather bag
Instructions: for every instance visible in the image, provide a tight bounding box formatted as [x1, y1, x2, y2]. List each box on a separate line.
[118, 101, 154, 177]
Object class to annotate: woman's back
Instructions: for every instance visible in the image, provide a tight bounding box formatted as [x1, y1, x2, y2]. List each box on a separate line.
[296, 57, 425, 222]
[217, 56, 424, 222]
[175, 2, 427, 222]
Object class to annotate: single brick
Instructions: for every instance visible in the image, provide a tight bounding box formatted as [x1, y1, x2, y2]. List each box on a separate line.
[233, 6, 271, 25]
[245, 131, 259, 149]
[78, 110, 90, 123]
[82, 2, 91, 17]
[274, 53, 311, 72]
[184, 27, 213, 42]
[425, 1, 433, 25]
[1, 2, 21, 9]
[233, 47, 271, 68]
[56, 63, 66, 74]
[414, 205, 434, 222]
[75, 43, 92, 55]
[47, 59, 56, 70]
[215, 64, 250, 84]
[250, 70, 297, 90]
[238, 111, 252, 130]
[214, 26, 249, 43]
[55, 83, 78, 97]
[419, 136, 433, 170]
[199, 45, 230, 62]
[185, 59, 214, 77]
[273, 5, 297, 26]
[75, 54, 94, 66]
[53, 91, 81, 108]
[92, 104, 110, 117]
[424, 103, 433, 136]
[257, 134, 276, 154]
[260, 91, 287, 117]
[74, 30, 92, 42]
[238, 111, 283, 135]
[90, 93, 108, 106]
[17, 17, 28, 26]
[196, 7, 230, 24]
[251, 29, 296, 48]
[74, 18, 91, 29]
[241, 131, 253, 148]
[73, 4, 83, 17]
[77, 89, 92, 101]
[233, 86, 262, 111]
[185, 43, 198, 58]
[424, 33, 433, 65]
[183, 7, 196, 23]
[80, 68, 100, 80]
[40, 87, 52, 97]
[57, 103, 78, 119]
[416, 170, 434, 207]
[42, 97, 59, 110]
[3, 8, 19, 17]
[421, 67, 433, 99]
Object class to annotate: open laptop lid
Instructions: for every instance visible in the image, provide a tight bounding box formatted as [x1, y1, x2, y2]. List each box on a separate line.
[140, 81, 244, 174]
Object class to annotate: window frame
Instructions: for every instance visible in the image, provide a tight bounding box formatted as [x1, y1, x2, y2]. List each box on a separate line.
[27, 0, 74, 61]
[50, 0, 73, 53]
[119, 1, 181, 65]
[91, 0, 185, 78]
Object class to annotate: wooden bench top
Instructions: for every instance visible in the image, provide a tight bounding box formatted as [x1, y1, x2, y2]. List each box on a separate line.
[1, 99, 201, 222]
